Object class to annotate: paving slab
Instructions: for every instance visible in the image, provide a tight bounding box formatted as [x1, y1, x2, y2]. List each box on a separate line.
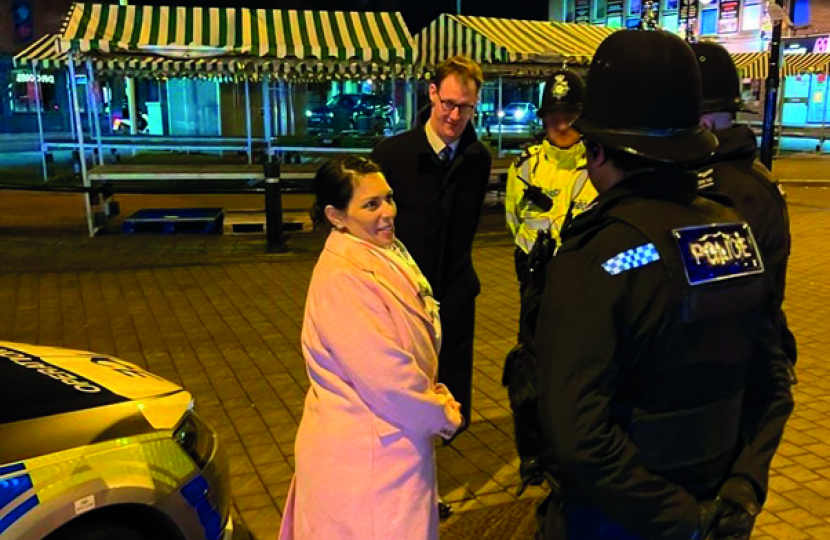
[0, 188, 828, 539]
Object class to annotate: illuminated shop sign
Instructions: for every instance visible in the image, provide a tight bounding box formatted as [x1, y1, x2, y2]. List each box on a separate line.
[15, 72, 55, 84]
[782, 36, 830, 55]
[679, 0, 699, 32]
[718, 0, 741, 34]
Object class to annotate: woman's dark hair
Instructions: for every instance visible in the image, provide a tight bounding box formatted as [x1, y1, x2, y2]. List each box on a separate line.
[310, 155, 383, 227]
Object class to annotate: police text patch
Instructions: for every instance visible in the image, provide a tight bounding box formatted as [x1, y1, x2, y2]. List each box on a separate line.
[672, 223, 764, 286]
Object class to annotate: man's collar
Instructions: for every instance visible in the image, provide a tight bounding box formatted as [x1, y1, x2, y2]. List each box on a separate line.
[425, 116, 460, 157]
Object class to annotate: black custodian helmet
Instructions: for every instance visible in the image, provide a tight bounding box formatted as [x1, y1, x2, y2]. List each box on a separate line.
[573, 30, 717, 164]
[691, 41, 755, 114]
[537, 69, 585, 117]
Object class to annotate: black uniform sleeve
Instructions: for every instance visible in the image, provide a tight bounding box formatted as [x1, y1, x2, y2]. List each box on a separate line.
[729, 315, 794, 503]
[535, 225, 701, 540]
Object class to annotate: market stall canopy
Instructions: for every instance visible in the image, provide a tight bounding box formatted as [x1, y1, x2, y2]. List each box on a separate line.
[414, 14, 615, 70]
[732, 52, 768, 79]
[56, 3, 413, 65]
[727, 52, 830, 79]
[13, 34, 65, 68]
[15, 34, 405, 80]
[783, 53, 830, 77]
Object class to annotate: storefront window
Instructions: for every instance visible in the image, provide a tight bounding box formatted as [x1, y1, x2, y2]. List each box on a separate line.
[593, 0, 608, 21]
[565, 0, 576, 22]
[700, 8, 718, 35]
[9, 70, 58, 113]
[782, 75, 811, 126]
[629, 0, 642, 16]
[741, 4, 762, 31]
[663, 12, 680, 32]
[167, 79, 221, 136]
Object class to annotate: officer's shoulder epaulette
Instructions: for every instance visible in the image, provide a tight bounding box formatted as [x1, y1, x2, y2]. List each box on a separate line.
[513, 144, 543, 168]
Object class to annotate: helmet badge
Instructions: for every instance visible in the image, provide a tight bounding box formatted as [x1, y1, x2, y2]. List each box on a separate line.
[551, 74, 569, 101]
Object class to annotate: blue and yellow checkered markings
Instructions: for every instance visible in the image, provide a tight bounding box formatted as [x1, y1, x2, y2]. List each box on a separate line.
[0, 463, 40, 535]
[182, 475, 224, 540]
[601, 243, 661, 275]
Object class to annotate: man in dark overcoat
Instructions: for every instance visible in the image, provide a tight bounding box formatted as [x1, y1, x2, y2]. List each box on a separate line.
[371, 55, 492, 440]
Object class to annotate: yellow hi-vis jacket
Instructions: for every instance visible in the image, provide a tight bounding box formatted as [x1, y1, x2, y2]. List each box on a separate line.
[505, 139, 598, 254]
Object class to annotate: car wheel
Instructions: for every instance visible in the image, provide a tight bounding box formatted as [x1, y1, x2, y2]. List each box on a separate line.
[47, 518, 167, 540]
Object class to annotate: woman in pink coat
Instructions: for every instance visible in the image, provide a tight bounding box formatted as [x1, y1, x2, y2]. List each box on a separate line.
[278, 156, 464, 540]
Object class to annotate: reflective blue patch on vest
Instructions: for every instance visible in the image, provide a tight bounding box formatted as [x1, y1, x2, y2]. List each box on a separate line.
[673, 223, 764, 286]
[602, 243, 661, 275]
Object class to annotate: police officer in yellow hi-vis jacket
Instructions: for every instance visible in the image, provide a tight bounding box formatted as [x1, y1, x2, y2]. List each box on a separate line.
[506, 69, 598, 290]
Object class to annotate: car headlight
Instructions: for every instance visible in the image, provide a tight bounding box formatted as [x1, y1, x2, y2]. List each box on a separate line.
[174, 411, 214, 469]
[305, 110, 312, 117]
[514, 109, 525, 120]
[497, 110, 505, 118]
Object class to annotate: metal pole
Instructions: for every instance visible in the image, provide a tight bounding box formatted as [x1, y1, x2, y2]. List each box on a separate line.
[457, 0, 461, 15]
[245, 78, 253, 164]
[279, 79, 288, 136]
[32, 64, 48, 182]
[86, 59, 104, 166]
[498, 75, 503, 155]
[66, 73, 76, 139]
[775, 76, 786, 158]
[818, 75, 828, 154]
[264, 161, 286, 253]
[263, 75, 272, 161]
[287, 80, 296, 135]
[68, 53, 94, 236]
[106, 80, 114, 135]
[390, 67, 397, 133]
[405, 67, 413, 130]
[84, 67, 96, 157]
[760, 0, 789, 169]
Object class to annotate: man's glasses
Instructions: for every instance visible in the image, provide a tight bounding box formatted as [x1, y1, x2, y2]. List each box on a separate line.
[438, 95, 476, 116]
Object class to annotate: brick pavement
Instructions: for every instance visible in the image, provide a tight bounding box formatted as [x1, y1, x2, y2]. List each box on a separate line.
[0, 188, 829, 539]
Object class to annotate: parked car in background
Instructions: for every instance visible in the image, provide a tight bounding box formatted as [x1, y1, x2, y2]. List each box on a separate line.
[306, 93, 397, 134]
[0, 341, 238, 540]
[485, 102, 540, 127]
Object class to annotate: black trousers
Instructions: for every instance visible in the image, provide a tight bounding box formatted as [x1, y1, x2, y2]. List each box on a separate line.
[437, 294, 476, 428]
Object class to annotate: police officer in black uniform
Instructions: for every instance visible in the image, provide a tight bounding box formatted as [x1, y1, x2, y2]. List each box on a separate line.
[691, 41, 797, 372]
[532, 30, 794, 540]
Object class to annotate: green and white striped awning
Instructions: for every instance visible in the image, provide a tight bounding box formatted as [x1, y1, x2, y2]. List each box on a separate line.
[415, 15, 611, 69]
[58, 3, 412, 63]
[13, 34, 410, 81]
[548, 22, 615, 55]
[732, 52, 768, 79]
[13, 34, 67, 68]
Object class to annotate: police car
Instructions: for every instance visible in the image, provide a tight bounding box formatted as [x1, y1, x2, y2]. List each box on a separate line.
[0, 341, 235, 540]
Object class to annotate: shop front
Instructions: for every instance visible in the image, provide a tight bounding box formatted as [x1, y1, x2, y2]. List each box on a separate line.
[780, 36, 830, 127]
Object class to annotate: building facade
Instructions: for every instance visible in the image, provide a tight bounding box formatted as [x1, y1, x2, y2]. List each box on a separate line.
[548, 0, 830, 130]
[548, 0, 830, 52]
[2, 0, 76, 134]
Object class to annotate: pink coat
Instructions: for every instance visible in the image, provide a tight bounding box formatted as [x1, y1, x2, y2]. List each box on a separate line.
[279, 231, 463, 540]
